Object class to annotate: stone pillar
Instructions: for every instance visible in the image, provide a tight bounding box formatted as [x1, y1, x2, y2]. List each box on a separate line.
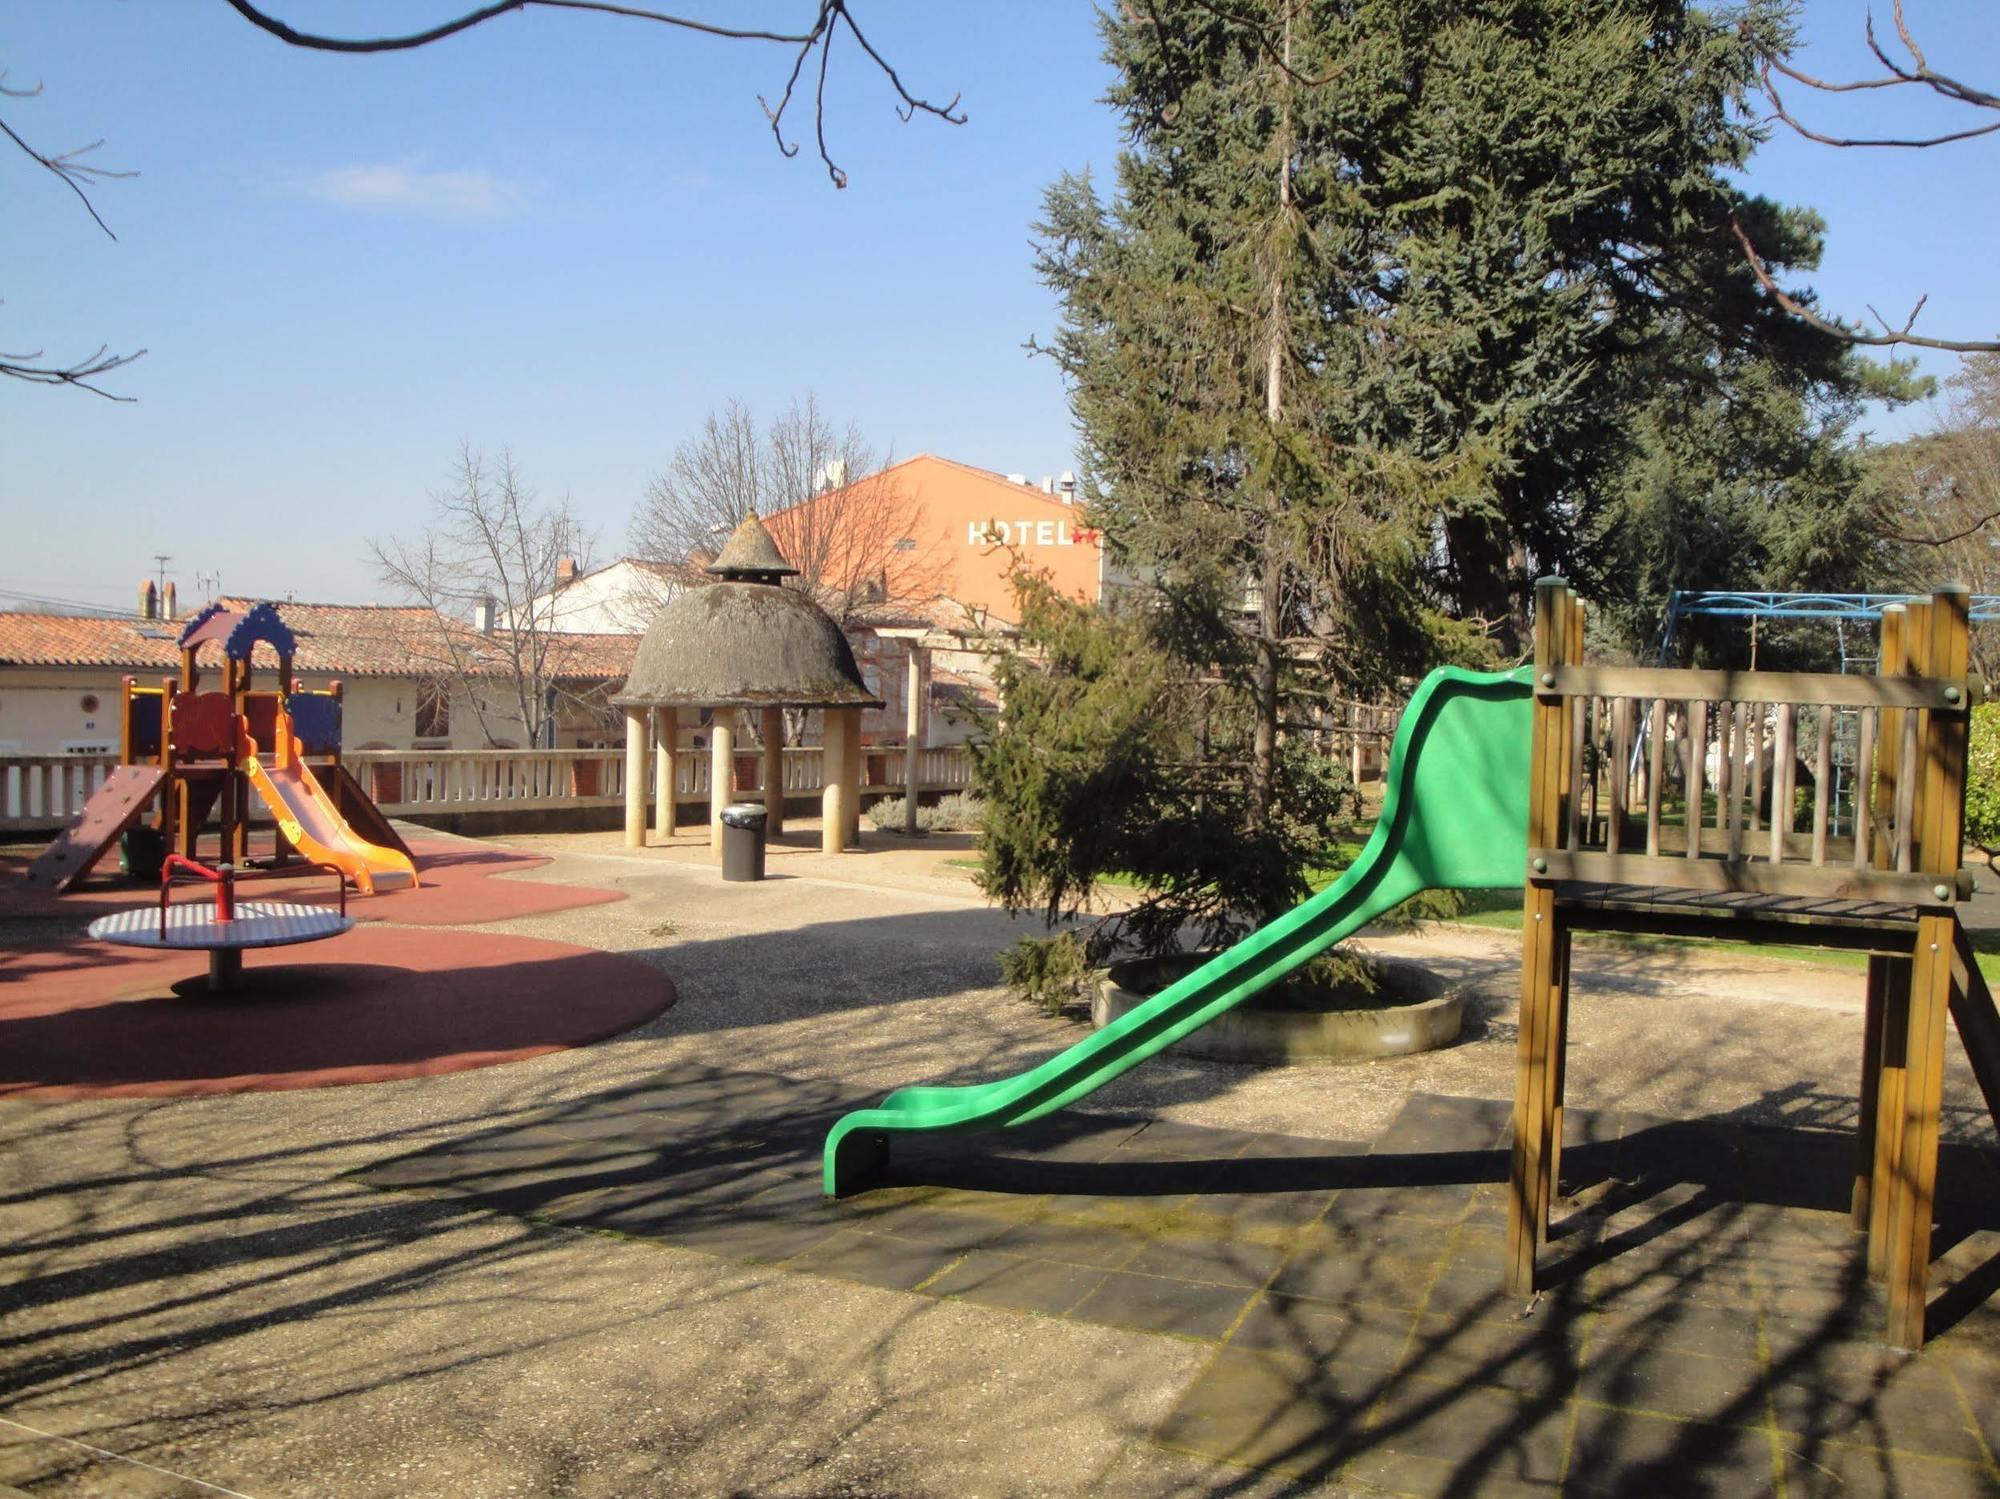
[709, 711, 734, 856]
[844, 706, 863, 846]
[904, 641, 923, 838]
[653, 707, 677, 840]
[762, 706, 785, 835]
[821, 707, 848, 855]
[622, 705, 647, 848]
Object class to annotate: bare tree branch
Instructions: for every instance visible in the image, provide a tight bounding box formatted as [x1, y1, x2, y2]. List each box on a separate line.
[220, 0, 814, 53]
[0, 342, 145, 400]
[1753, 0, 2000, 126]
[1737, 4, 2000, 352]
[1729, 213, 1998, 354]
[225, 0, 964, 191]
[631, 394, 949, 625]
[1759, 57, 2000, 149]
[12, 3, 959, 403]
[1881, 502, 2000, 547]
[0, 71, 136, 240]
[1, 73, 142, 393]
[372, 445, 600, 748]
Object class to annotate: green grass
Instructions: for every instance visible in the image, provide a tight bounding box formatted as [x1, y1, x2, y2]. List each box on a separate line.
[1451, 886, 2000, 983]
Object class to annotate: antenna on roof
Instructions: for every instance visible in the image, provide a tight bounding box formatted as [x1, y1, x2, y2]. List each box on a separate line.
[196, 569, 221, 604]
[153, 554, 173, 596]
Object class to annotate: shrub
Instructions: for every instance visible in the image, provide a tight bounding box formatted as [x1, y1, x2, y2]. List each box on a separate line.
[929, 793, 986, 831]
[998, 931, 1098, 1017]
[1966, 702, 2000, 857]
[866, 792, 987, 833]
[866, 796, 925, 832]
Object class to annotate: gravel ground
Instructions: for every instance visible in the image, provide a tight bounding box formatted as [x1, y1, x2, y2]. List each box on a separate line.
[1, 822, 1993, 1498]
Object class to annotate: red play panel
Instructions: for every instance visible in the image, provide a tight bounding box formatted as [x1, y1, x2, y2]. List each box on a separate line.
[0, 838, 624, 926]
[0, 924, 675, 1098]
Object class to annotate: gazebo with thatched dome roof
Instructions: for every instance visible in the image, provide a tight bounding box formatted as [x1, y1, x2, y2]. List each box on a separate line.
[612, 513, 883, 858]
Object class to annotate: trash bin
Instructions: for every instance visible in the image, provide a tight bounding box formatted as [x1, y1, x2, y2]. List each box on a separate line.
[120, 824, 165, 881]
[719, 802, 768, 882]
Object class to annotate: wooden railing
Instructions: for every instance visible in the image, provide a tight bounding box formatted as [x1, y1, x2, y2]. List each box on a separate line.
[1526, 582, 1974, 906]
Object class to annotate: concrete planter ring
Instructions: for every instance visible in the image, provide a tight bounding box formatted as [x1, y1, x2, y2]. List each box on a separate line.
[1092, 951, 1464, 1065]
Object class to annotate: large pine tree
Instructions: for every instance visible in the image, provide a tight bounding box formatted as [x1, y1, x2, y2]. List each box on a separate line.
[985, 0, 1894, 965]
[1037, 0, 1862, 677]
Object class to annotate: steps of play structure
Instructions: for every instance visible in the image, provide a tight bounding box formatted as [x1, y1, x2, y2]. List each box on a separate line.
[25, 764, 168, 893]
[823, 664, 1536, 1196]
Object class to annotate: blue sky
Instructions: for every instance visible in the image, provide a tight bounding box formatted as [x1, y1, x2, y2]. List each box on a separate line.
[3, 1, 1996, 614]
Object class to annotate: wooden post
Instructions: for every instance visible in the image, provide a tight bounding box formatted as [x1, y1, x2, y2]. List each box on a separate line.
[821, 707, 848, 855]
[1769, 706, 1794, 863]
[652, 707, 676, 841]
[1645, 699, 1665, 857]
[622, 705, 647, 848]
[1747, 705, 1764, 835]
[709, 711, 734, 856]
[904, 640, 923, 839]
[1885, 588, 1969, 1349]
[1811, 709, 1833, 865]
[1687, 700, 1707, 860]
[1608, 697, 1632, 854]
[762, 707, 785, 836]
[1509, 578, 1570, 1296]
[1866, 605, 1917, 1275]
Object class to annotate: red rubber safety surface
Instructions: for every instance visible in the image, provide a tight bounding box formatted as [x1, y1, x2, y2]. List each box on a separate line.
[0, 840, 625, 926]
[0, 924, 675, 1098]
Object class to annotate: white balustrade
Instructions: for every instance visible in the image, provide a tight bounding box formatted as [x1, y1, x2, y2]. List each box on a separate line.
[3, 741, 980, 830]
[0, 755, 119, 830]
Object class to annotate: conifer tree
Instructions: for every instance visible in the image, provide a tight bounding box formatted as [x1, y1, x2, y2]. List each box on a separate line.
[985, 0, 1900, 983]
[1037, 0, 1861, 671]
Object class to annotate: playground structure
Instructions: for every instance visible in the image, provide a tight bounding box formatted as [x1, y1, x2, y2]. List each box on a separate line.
[26, 601, 416, 896]
[823, 581, 2000, 1349]
[85, 853, 354, 993]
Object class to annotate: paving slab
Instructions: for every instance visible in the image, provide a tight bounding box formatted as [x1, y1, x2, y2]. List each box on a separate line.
[8, 825, 2000, 1497]
[332, 1067, 2000, 1495]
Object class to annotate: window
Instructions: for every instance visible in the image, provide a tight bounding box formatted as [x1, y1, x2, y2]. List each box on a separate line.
[415, 680, 451, 740]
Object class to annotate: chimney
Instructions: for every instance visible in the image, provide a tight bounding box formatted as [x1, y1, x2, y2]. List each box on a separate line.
[161, 581, 178, 620]
[556, 557, 578, 586]
[137, 579, 157, 620]
[1040, 475, 1055, 495]
[1006, 473, 1028, 486]
[473, 595, 497, 633]
[1058, 470, 1077, 503]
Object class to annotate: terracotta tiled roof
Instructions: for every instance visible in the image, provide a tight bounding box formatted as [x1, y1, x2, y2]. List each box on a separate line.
[0, 599, 636, 682]
[0, 612, 185, 672]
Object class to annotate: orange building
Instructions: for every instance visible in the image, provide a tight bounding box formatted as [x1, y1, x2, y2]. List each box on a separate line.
[767, 454, 1103, 625]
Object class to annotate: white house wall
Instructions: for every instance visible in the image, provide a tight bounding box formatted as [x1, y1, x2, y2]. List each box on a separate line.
[0, 666, 556, 756]
[512, 561, 681, 635]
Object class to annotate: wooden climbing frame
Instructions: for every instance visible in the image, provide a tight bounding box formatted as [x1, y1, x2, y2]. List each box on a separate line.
[1508, 580, 2000, 1349]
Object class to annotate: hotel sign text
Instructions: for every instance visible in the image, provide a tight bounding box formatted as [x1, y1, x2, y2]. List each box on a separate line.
[968, 519, 1097, 548]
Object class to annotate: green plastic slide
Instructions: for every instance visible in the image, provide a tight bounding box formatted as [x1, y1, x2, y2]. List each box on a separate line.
[822, 665, 1535, 1196]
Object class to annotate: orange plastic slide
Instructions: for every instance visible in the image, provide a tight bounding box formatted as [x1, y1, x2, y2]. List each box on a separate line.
[240, 713, 418, 895]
